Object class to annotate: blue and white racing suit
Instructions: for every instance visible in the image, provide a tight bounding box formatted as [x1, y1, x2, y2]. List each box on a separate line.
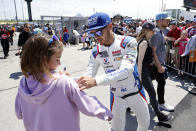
[84, 34, 150, 131]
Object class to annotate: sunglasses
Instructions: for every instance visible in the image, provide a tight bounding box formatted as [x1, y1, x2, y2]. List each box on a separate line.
[89, 27, 106, 37]
[48, 35, 59, 45]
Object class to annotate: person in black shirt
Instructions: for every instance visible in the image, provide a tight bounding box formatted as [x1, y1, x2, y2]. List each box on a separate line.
[137, 22, 172, 122]
[46, 23, 53, 35]
[113, 23, 124, 35]
[16, 23, 33, 57]
[0, 27, 10, 59]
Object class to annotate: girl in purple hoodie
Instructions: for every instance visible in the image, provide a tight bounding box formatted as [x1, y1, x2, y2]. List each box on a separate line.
[15, 34, 113, 131]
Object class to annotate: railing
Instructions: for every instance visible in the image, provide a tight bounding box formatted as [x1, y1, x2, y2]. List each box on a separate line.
[165, 41, 196, 78]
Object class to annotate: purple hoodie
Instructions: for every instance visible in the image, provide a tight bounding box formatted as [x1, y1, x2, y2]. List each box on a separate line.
[15, 73, 112, 131]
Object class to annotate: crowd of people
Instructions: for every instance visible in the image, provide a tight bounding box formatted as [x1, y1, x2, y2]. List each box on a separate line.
[0, 11, 195, 131]
[112, 16, 196, 79]
[76, 12, 196, 131]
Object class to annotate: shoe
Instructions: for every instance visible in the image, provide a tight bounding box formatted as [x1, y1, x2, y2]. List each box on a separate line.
[127, 108, 135, 116]
[15, 53, 19, 56]
[4, 56, 7, 59]
[157, 112, 172, 122]
[159, 103, 174, 112]
[15, 52, 22, 56]
[127, 107, 131, 112]
[188, 87, 196, 95]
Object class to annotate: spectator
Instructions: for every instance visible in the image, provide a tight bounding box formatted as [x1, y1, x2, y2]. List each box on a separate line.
[33, 24, 42, 35]
[15, 34, 113, 131]
[130, 21, 142, 37]
[187, 18, 196, 38]
[137, 21, 172, 122]
[72, 29, 80, 45]
[16, 23, 33, 57]
[167, 20, 182, 68]
[113, 23, 124, 35]
[0, 27, 10, 59]
[150, 12, 175, 112]
[174, 30, 189, 75]
[63, 26, 69, 46]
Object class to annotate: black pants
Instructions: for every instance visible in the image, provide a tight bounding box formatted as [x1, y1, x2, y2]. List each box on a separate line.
[153, 66, 166, 104]
[1, 40, 9, 56]
[188, 62, 196, 75]
[179, 55, 189, 72]
[10, 36, 13, 45]
[142, 66, 160, 115]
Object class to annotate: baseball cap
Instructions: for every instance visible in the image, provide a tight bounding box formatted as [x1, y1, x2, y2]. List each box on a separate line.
[86, 12, 111, 32]
[170, 20, 177, 25]
[142, 21, 156, 31]
[155, 12, 171, 21]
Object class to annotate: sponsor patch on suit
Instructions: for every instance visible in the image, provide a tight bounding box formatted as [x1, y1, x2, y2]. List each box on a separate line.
[112, 50, 122, 56]
[104, 58, 110, 65]
[114, 56, 123, 61]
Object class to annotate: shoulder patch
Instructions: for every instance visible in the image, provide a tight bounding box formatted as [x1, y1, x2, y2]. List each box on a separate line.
[92, 45, 99, 58]
[120, 36, 134, 49]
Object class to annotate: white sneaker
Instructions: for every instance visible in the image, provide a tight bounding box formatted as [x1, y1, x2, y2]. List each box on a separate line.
[159, 103, 174, 112]
[127, 108, 135, 116]
[188, 87, 196, 95]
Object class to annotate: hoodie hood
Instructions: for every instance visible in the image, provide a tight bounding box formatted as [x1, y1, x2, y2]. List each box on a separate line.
[18, 74, 57, 105]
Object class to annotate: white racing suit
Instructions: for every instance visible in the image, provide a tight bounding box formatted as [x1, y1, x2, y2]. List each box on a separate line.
[84, 34, 150, 131]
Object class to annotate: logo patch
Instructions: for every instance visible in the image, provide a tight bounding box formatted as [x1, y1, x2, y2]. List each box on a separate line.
[112, 50, 122, 56]
[88, 16, 98, 26]
[121, 88, 127, 92]
[114, 56, 123, 61]
[125, 56, 134, 63]
[104, 58, 110, 65]
[105, 69, 115, 74]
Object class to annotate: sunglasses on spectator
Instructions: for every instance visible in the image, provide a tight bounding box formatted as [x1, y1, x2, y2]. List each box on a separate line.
[90, 26, 106, 37]
[48, 35, 59, 45]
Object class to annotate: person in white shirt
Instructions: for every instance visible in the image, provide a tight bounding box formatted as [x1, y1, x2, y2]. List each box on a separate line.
[72, 30, 80, 45]
[136, 22, 142, 36]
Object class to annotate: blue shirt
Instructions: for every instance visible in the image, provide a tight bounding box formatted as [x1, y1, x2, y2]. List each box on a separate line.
[150, 27, 166, 65]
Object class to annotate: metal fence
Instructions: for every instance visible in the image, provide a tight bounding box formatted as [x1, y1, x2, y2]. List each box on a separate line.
[165, 40, 196, 78]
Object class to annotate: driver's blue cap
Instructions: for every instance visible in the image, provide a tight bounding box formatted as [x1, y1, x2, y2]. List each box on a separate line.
[86, 12, 111, 32]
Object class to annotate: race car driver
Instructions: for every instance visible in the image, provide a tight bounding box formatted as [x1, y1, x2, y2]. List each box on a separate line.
[77, 12, 150, 131]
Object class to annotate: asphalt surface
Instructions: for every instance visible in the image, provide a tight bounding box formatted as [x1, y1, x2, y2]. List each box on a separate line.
[0, 33, 195, 131]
